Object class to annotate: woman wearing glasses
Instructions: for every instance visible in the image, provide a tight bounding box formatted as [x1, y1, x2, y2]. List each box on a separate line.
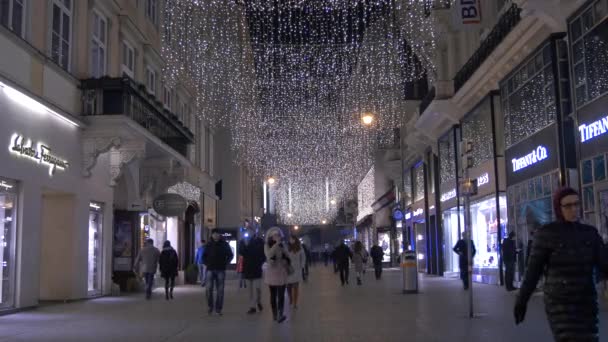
[514, 187, 607, 341]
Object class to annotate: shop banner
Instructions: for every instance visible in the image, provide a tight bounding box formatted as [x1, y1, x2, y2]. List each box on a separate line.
[451, 0, 487, 30]
[505, 124, 559, 185]
[577, 94, 608, 159]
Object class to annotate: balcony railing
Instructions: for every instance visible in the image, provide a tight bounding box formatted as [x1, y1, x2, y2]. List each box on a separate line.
[453, 4, 522, 92]
[81, 77, 194, 157]
[418, 86, 436, 115]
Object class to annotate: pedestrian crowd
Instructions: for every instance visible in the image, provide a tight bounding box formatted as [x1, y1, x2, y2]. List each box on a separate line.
[132, 188, 608, 340]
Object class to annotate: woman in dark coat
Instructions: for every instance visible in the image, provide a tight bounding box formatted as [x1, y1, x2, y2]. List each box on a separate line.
[159, 240, 179, 300]
[514, 187, 607, 341]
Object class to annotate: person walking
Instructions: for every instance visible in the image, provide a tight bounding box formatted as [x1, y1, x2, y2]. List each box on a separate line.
[239, 226, 266, 314]
[203, 229, 234, 316]
[159, 240, 179, 300]
[453, 233, 476, 290]
[333, 240, 353, 286]
[194, 239, 207, 287]
[501, 231, 517, 291]
[264, 227, 289, 323]
[134, 238, 161, 300]
[236, 255, 246, 289]
[370, 243, 384, 280]
[514, 187, 608, 341]
[352, 241, 369, 285]
[286, 235, 306, 310]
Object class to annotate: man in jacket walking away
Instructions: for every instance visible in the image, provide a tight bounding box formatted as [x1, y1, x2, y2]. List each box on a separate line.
[134, 238, 160, 300]
[370, 244, 384, 280]
[194, 239, 207, 287]
[501, 231, 517, 291]
[453, 233, 476, 290]
[333, 241, 353, 286]
[238, 222, 266, 314]
[203, 229, 234, 316]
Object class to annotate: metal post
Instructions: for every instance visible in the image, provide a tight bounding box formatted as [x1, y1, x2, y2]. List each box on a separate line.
[463, 170, 474, 318]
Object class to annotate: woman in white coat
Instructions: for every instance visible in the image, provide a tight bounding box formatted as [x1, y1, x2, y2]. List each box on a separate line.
[264, 227, 289, 323]
[286, 235, 306, 310]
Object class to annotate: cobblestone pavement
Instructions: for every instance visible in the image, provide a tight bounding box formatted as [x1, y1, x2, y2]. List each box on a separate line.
[0, 266, 605, 342]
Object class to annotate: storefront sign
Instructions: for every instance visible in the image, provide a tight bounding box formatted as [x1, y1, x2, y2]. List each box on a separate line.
[9, 134, 69, 176]
[505, 124, 559, 185]
[0, 180, 14, 191]
[579, 115, 608, 143]
[152, 193, 187, 217]
[511, 146, 549, 172]
[404, 212, 412, 220]
[413, 208, 424, 217]
[440, 173, 490, 202]
[453, 0, 483, 27]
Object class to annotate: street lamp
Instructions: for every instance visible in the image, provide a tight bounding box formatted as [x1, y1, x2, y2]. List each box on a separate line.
[330, 199, 336, 205]
[267, 177, 276, 185]
[361, 113, 374, 126]
[321, 219, 327, 224]
[287, 213, 292, 218]
[294, 225, 299, 230]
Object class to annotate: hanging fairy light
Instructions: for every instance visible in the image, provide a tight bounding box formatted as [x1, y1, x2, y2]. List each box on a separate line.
[162, 0, 438, 225]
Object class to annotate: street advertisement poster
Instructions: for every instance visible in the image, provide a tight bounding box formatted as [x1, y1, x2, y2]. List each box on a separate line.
[113, 220, 133, 271]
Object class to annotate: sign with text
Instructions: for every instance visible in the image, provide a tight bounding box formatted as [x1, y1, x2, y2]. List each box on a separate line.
[577, 95, 608, 159]
[152, 193, 187, 217]
[9, 134, 69, 176]
[505, 124, 559, 185]
[452, 0, 484, 29]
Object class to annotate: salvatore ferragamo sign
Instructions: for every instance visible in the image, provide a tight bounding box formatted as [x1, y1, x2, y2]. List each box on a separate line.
[9, 134, 69, 176]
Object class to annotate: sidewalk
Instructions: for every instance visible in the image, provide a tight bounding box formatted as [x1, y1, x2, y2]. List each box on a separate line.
[0, 266, 604, 341]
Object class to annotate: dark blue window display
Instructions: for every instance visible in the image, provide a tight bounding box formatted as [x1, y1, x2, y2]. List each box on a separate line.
[594, 155, 606, 181]
[582, 159, 593, 184]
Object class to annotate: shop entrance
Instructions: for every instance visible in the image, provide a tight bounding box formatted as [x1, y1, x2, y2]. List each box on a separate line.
[183, 203, 200, 269]
[39, 189, 77, 300]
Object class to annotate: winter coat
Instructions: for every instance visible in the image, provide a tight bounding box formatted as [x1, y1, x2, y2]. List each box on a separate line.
[453, 239, 476, 268]
[517, 221, 608, 341]
[370, 245, 384, 264]
[353, 249, 369, 272]
[203, 239, 234, 271]
[501, 238, 516, 263]
[264, 241, 289, 286]
[159, 247, 179, 278]
[333, 244, 353, 266]
[239, 236, 266, 279]
[134, 245, 160, 274]
[286, 248, 306, 284]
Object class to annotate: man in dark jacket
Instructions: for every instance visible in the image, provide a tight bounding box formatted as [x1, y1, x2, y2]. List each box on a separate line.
[501, 231, 517, 291]
[333, 241, 353, 286]
[370, 244, 384, 280]
[203, 229, 234, 316]
[238, 222, 266, 314]
[453, 233, 476, 290]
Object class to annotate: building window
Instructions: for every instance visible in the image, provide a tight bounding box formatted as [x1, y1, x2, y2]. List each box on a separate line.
[121, 40, 135, 78]
[50, 0, 72, 70]
[90, 10, 107, 78]
[145, 0, 157, 26]
[145, 66, 156, 95]
[0, 0, 26, 37]
[163, 86, 172, 110]
[570, 1, 608, 108]
[0, 177, 18, 309]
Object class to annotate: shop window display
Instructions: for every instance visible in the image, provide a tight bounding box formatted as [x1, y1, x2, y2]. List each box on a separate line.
[88, 203, 103, 295]
[469, 195, 507, 270]
[462, 99, 494, 167]
[0, 178, 17, 308]
[140, 212, 167, 250]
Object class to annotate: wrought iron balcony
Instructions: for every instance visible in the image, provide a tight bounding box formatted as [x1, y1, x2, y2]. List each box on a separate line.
[81, 77, 194, 157]
[453, 4, 522, 92]
[418, 86, 436, 115]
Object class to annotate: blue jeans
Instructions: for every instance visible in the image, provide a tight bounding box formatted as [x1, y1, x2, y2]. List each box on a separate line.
[206, 270, 226, 312]
[144, 273, 155, 299]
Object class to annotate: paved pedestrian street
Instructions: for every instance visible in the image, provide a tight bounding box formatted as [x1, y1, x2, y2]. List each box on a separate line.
[0, 267, 605, 342]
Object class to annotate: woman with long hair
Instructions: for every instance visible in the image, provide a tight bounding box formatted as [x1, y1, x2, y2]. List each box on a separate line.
[515, 187, 607, 341]
[352, 241, 369, 286]
[286, 235, 306, 310]
[264, 227, 289, 323]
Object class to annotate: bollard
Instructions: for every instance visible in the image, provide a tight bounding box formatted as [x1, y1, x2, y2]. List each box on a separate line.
[401, 250, 418, 293]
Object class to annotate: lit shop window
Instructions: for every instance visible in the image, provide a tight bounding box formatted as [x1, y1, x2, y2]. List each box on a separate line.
[0, 178, 17, 308]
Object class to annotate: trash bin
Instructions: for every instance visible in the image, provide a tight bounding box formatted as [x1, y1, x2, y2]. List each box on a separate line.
[401, 250, 418, 293]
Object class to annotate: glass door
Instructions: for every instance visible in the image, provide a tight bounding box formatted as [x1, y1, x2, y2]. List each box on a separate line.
[415, 222, 427, 273]
[88, 202, 103, 296]
[0, 178, 17, 308]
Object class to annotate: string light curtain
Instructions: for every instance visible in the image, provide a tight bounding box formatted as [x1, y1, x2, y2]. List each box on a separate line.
[162, 0, 437, 224]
